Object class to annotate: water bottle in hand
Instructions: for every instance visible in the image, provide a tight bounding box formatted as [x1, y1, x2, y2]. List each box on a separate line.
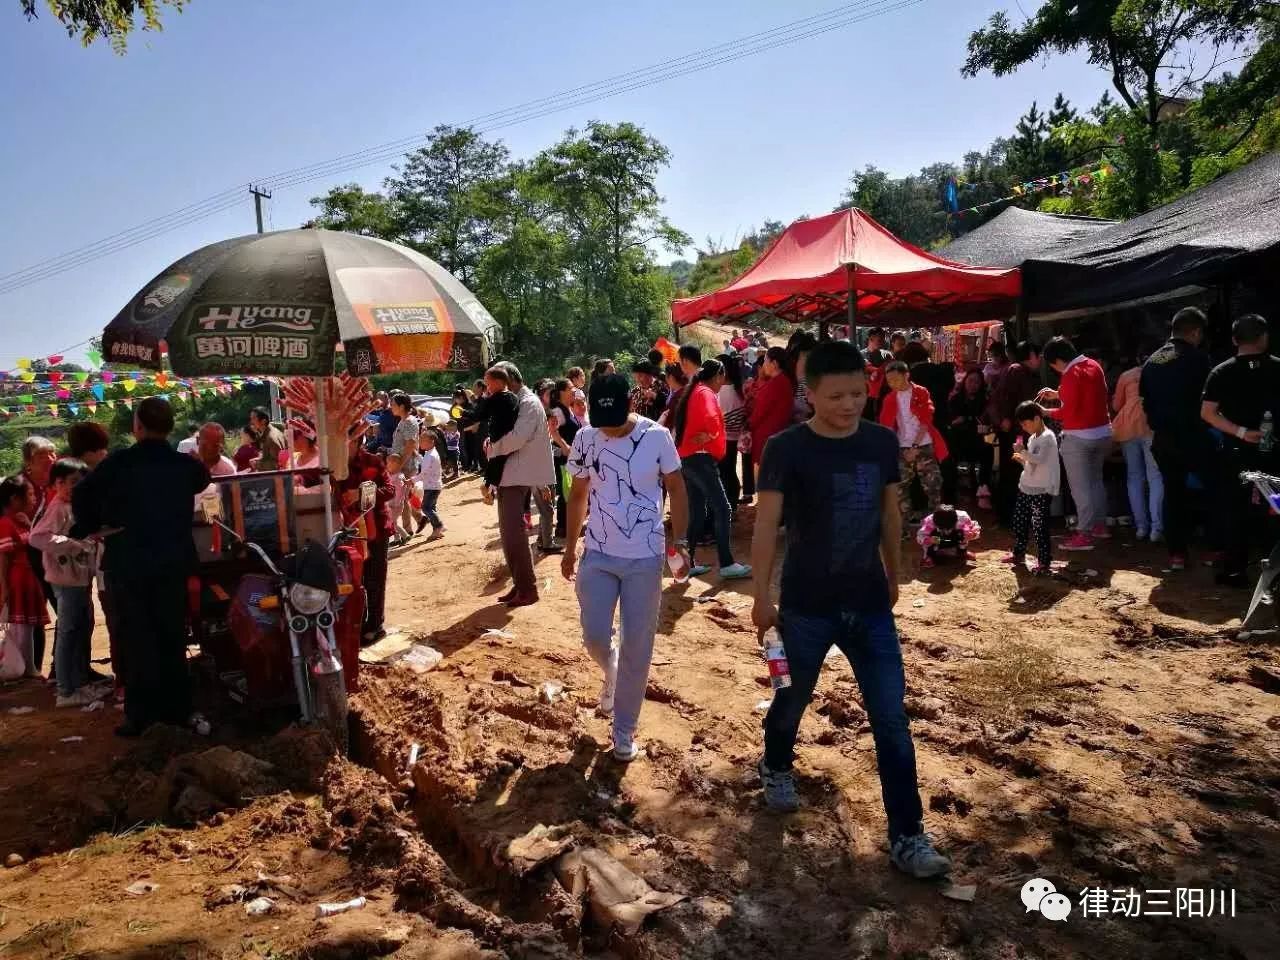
[762, 627, 792, 690]
[666, 546, 689, 583]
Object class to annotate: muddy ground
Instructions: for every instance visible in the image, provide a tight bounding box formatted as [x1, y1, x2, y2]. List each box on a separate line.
[2, 470, 1279, 959]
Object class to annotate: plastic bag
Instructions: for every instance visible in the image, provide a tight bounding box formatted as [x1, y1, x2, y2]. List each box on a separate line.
[0, 621, 25, 681]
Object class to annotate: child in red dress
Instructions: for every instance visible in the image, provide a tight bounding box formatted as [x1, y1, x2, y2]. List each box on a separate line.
[0, 475, 49, 678]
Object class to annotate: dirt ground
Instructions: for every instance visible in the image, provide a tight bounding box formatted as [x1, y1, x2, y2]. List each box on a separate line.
[3, 462, 1280, 958]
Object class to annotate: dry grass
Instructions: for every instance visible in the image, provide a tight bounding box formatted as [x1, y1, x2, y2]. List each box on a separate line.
[957, 562, 1020, 598]
[69, 821, 157, 861]
[954, 627, 1081, 716]
[2, 916, 86, 954]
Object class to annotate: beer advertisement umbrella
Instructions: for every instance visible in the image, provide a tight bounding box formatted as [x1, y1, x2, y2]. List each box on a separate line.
[101, 229, 503, 376]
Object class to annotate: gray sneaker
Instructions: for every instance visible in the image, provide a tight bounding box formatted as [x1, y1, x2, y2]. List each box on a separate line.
[758, 758, 799, 813]
[890, 833, 951, 879]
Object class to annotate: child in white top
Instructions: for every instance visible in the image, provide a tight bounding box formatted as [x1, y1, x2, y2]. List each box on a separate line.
[415, 433, 445, 540]
[1007, 401, 1061, 574]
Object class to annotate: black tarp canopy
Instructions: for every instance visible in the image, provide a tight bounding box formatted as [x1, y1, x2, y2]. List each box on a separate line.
[1021, 151, 1280, 313]
[937, 207, 1116, 269]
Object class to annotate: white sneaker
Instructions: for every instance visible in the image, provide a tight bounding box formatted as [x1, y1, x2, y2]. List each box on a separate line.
[55, 688, 97, 708]
[599, 647, 618, 715]
[612, 735, 640, 762]
[1135, 528, 1149, 541]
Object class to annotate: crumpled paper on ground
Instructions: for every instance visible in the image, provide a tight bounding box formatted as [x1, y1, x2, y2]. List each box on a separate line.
[555, 846, 685, 934]
[503, 823, 576, 876]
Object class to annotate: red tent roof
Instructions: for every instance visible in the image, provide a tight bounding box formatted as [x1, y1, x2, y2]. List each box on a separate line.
[671, 209, 1021, 327]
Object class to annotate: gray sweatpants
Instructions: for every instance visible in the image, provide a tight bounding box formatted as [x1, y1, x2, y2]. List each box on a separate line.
[575, 549, 664, 742]
[1060, 433, 1112, 533]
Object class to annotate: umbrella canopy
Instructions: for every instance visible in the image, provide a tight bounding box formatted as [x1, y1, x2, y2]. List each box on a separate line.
[670, 209, 1021, 328]
[102, 229, 502, 376]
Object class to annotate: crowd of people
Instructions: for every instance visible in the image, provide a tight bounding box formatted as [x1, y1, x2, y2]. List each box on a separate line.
[857, 308, 1280, 580]
[1, 400, 212, 739]
[4, 307, 1278, 885]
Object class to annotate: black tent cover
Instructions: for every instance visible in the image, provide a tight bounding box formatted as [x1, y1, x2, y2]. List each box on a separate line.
[1021, 151, 1280, 313]
[937, 207, 1116, 269]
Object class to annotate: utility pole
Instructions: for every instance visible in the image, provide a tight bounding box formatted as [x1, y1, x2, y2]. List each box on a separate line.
[250, 185, 283, 422]
[250, 185, 272, 235]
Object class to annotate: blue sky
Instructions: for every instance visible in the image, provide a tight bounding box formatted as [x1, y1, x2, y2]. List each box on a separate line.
[0, 0, 1113, 365]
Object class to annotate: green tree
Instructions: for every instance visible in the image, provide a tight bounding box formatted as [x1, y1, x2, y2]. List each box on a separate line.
[385, 125, 511, 283]
[963, 1, 1269, 132]
[1006, 101, 1049, 184]
[963, 1, 1275, 211]
[305, 184, 397, 237]
[837, 164, 951, 248]
[20, 0, 187, 52]
[526, 121, 689, 358]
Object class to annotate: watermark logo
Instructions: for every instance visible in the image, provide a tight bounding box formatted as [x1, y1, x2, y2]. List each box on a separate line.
[1022, 878, 1072, 922]
[1021, 879, 1237, 921]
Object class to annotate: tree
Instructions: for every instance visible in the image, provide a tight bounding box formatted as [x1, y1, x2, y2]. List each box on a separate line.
[964, 2, 1276, 212]
[1006, 101, 1048, 184]
[385, 125, 511, 283]
[837, 164, 951, 248]
[962, 2, 1270, 133]
[20, 0, 187, 52]
[305, 184, 397, 237]
[527, 121, 689, 355]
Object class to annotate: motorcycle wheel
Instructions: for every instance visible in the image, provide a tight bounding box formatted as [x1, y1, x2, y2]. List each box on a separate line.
[312, 668, 350, 756]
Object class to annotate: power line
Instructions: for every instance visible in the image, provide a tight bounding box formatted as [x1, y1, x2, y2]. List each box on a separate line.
[261, 0, 925, 197]
[251, 0, 905, 192]
[0, 0, 925, 298]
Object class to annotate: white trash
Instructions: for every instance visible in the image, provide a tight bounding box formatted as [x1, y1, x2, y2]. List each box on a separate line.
[245, 896, 275, 916]
[315, 896, 366, 918]
[125, 881, 158, 896]
[396, 644, 443, 673]
[538, 681, 564, 704]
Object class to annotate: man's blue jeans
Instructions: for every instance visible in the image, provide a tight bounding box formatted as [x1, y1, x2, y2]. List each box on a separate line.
[51, 584, 93, 697]
[763, 608, 924, 841]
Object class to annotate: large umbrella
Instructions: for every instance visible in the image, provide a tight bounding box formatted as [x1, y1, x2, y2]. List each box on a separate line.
[101, 229, 502, 376]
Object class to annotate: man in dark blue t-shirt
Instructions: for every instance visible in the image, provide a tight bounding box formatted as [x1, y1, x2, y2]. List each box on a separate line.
[751, 340, 950, 880]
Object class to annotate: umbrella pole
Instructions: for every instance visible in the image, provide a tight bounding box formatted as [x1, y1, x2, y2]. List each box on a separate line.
[315, 376, 335, 540]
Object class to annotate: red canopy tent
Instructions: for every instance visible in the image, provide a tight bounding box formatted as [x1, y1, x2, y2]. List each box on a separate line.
[671, 209, 1021, 329]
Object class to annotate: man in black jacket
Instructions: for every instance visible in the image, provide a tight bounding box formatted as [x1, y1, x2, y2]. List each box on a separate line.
[1140, 307, 1212, 572]
[72, 397, 210, 737]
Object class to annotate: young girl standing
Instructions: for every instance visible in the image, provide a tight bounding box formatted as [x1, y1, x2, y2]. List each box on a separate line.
[1007, 401, 1061, 574]
[0, 475, 48, 678]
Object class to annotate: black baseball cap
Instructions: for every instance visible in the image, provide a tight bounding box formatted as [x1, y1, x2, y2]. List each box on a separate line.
[589, 373, 631, 428]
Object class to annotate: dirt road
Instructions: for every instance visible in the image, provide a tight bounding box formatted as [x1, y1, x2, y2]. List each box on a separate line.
[2, 472, 1278, 959]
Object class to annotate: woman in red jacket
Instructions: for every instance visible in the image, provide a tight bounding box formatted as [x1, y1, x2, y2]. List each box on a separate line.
[747, 347, 795, 479]
[672, 360, 752, 580]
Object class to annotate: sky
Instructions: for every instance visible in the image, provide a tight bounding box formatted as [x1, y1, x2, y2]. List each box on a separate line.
[0, 0, 1115, 365]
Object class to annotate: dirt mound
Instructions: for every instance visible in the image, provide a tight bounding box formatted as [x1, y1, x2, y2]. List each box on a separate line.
[250, 724, 343, 792]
